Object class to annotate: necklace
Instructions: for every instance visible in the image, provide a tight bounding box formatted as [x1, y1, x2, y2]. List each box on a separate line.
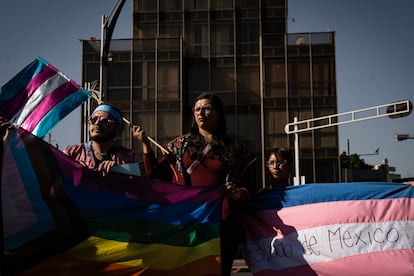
[91, 144, 108, 159]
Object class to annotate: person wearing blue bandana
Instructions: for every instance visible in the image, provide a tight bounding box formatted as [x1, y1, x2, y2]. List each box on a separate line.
[64, 103, 147, 176]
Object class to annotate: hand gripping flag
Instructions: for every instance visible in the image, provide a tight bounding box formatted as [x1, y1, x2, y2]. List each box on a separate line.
[0, 57, 90, 138]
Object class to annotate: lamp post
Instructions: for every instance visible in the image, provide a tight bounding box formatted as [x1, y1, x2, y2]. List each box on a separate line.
[395, 134, 414, 141]
[99, 0, 127, 100]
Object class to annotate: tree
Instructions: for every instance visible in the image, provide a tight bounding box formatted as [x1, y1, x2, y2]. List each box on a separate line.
[340, 151, 373, 169]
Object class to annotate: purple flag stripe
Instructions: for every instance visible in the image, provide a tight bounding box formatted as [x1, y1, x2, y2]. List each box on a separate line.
[20, 81, 79, 132]
[13, 72, 69, 125]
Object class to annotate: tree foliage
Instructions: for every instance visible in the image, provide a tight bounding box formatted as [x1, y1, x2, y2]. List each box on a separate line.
[340, 151, 373, 169]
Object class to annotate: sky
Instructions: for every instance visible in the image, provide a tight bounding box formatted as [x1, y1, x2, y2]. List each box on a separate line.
[1, 0, 413, 178]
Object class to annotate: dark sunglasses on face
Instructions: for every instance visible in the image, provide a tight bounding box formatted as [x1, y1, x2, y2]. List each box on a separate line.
[89, 115, 117, 127]
[266, 160, 287, 168]
[192, 105, 215, 114]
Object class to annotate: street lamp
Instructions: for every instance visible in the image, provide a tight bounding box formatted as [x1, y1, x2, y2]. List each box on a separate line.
[395, 133, 414, 141]
[99, 0, 127, 100]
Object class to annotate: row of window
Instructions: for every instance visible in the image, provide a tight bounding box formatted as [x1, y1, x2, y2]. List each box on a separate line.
[137, 0, 287, 11]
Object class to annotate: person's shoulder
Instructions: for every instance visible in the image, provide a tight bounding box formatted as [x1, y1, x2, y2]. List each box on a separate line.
[168, 134, 190, 146]
[173, 133, 190, 141]
[166, 134, 191, 154]
[63, 143, 85, 155]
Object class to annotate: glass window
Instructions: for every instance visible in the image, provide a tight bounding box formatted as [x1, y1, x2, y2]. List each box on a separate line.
[184, 0, 208, 10]
[211, 23, 234, 55]
[236, 0, 258, 8]
[185, 24, 209, 56]
[157, 112, 181, 142]
[267, 62, 286, 81]
[160, 24, 181, 37]
[160, 0, 181, 10]
[212, 66, 235, 91]
[139, 0, 157, 11]
[212, 0, 233, 9]
[238, 67, 259, 94]
[187, 63, 209, 91]
[157, 62, 180, 99]
[108, 63, 130, 86]
[132, 62, 142, 86]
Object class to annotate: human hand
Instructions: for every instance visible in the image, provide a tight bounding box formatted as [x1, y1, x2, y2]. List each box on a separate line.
[0, 116, 12, 137]
[131, 125, 148, 142]
[131, 125, 153, 154]
[97, 160, 116, 176]
[225, 181, 243, 201]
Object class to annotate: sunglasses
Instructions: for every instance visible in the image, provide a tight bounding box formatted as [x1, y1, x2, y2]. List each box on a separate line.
[266, 160, 287, 168]
[192, 105, 215, 114]
[89, 115, 117, 127]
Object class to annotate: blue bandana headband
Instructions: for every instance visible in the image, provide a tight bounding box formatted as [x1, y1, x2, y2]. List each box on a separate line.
[93, 104, 123, 124]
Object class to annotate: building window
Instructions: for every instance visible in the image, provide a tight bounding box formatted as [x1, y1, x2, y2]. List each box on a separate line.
[184, 0, 208, 10]
[265, 62, 286, 97]
[187, 62, 209, 91]
[211, 23, 234, 56]
[212, 66, 235, 91]
[212, 0, 233, 9]
[138, 0, 157, 11]
[238, 67, 259, 94]
[157, 62, 180, 100]
[160, 0, 181, 11]
[185, 24, 209, 57]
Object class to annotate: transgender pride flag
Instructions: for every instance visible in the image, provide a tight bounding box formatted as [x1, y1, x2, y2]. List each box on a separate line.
[0, 57, 90, 138]
[240, 183, 414, 275]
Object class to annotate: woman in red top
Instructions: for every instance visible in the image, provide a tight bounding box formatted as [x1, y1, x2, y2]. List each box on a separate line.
[137, 92, 258, 275]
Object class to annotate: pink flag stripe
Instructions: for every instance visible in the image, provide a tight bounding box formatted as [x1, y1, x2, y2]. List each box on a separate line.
[14, 70, 69, 126]
[20, 78, 79, 132]
[254, 249, 414, 276]
[242, 198, 414, 241]
[6, 65, 56, 120]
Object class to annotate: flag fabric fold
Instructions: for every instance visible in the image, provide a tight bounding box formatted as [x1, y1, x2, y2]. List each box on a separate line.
[2, 127, 414, 275]
[2, 127, 222, 275]
[240, 183, 414, 275]
[0, 57, 90, 138]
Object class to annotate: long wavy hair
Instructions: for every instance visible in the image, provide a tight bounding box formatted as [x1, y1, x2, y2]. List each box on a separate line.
[187, 93, 234, 164]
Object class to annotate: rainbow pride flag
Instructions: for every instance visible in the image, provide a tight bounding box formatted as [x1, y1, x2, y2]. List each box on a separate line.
[240, 183, 414, 275]
[2, 127, 222, 275]
[0, 57, 90, 138]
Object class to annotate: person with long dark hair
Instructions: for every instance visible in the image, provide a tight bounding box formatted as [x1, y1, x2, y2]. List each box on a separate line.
[139, 92, 258, 275]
